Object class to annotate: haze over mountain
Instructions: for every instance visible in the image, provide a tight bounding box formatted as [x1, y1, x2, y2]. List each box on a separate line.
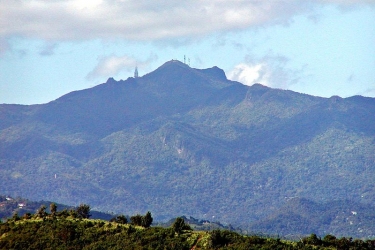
[1, 60, 375, 237]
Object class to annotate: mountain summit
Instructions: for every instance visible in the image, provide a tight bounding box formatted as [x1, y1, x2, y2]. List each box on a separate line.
[1, 61, 375, 237]
[24, 60, 236, 137]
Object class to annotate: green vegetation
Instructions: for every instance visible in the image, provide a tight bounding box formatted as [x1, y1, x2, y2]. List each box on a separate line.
[76, 204, 91, 219]
[1, 206, 375, 250]
[110, 214, 128, 224]
[0, 195, 113, 222]
[130, 211, 153, 228]
[172, 217, 192, 236]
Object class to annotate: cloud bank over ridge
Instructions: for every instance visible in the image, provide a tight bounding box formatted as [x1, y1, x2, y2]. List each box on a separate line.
[228, 54, 304, 89]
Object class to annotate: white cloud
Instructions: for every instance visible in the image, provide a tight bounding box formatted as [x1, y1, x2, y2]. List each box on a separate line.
[1, 0, 372, 42]
[228, 63, 266, 86]
[87, 55, 137, 79]
[87, 54, 157, 79]
[228, 54, 303, 89]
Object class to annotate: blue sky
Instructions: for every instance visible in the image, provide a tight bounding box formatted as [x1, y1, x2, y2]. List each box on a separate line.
[1, 0, 374, 104]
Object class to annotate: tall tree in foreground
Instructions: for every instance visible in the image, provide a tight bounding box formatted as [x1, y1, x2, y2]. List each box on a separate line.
[142, 211, 153, 228]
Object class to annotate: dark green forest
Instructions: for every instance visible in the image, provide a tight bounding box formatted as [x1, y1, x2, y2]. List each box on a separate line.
[1, 204, 375, 250]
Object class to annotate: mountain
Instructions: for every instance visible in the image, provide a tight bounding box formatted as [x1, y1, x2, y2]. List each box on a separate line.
[1, 60, 375, 237]
[249, 198, 375, 238]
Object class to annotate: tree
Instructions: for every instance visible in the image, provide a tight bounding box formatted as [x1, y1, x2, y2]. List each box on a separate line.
[142, 211, 153, 228]
[302, 233, 321, 246]
[69, 209, 78, 218]
[50, 203, 57, 217]
[36, 205, 47, 219]
[76, 204, 91, 219]
[58, 209, 69, 218]
[323, 234, 337, 246]
[172, 217, 191, 235]
[22, 213, 32, 220]
[11, 213, 20, 221]
[110, 215, 128, 224]
[130, 214, 143, 226]
[209, 230, 238, 248]
[130, 212, 153, 228]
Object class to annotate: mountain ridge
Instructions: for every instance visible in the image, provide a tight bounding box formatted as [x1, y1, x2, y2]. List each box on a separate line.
[1, 60, 374, 237]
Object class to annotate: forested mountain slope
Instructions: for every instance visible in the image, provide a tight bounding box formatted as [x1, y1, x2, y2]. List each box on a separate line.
[1, 60, 374, 237]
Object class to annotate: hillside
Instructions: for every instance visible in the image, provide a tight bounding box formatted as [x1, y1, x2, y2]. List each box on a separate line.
[3, 194, 375, 239]
[2, 212, 374, 249]
[0, 195, 113, 221]
[249, 198, 375, 238]
[1, 60, 375, 237]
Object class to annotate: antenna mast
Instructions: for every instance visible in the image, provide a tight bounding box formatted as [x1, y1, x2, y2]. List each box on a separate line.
[134, 66, 139, 78]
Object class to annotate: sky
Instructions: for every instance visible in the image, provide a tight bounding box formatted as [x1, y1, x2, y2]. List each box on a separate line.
[1, 0, 374, 104]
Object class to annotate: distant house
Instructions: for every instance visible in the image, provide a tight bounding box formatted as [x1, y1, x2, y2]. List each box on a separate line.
[5, 197, 13, 201]
[18, 203, 26, 208]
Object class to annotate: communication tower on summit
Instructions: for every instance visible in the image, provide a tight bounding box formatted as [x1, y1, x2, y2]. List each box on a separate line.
[183, 55, 190, 66]
[134, 66, 139, 78]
